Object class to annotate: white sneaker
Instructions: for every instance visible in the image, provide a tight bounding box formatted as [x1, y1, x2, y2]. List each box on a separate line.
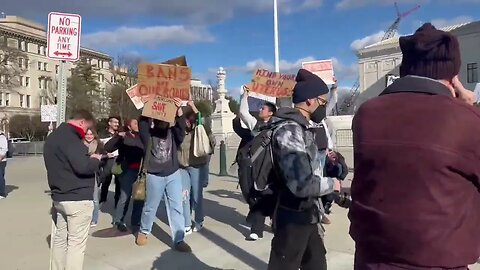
[193, 223, 203, 232]
[247, 233, 260, 241]
[185, 227, 193, 236]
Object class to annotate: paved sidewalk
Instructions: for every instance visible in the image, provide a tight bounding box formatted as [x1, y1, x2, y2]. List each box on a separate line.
[0, 156, 478, 269]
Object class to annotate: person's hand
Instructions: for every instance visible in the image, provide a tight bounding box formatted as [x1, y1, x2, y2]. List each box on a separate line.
[90, 154, 102, 160]
[107, 153, 116, 158]
[173, 98, 182, 108]
[334, 179, 341, 192]
[118, 132, 126, 137]
[187, 100, 195, 108]
[242, 85, 250, 96]
[453, 76, 475, 105]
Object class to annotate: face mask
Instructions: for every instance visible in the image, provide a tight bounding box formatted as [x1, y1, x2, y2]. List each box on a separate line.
[311, 105, 326, 123]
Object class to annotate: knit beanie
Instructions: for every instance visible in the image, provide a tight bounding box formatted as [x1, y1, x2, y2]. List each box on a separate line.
[292, 69, 329, 104]
[399, 23, 461, 80]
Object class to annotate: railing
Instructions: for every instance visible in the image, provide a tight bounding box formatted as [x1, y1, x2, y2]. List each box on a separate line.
[12, 141, 44, 156]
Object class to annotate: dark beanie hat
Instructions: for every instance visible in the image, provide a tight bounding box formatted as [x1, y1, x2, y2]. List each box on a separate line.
[292, 69, 329, 104]
[399, 23, 461, 80]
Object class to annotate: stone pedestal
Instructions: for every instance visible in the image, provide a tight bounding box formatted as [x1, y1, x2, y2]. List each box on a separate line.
[211, 67, 235, 141]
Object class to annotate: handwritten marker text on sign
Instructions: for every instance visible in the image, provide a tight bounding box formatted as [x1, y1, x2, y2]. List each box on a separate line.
[249, 69, 296, 98]
[138, 63, 191, 100]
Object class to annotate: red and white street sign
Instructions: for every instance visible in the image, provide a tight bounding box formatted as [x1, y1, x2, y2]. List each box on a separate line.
[47, 12, 81, 61]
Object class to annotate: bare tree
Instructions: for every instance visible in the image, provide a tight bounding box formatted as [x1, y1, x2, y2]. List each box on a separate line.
[108, 54, 143, 124]
[0, 36, 28, 95]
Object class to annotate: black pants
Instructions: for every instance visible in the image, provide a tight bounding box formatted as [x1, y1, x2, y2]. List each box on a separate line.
[99, 174, 120, 206]
[321, 193, 335, 214]
[268, 222, 327, 270]
[247, 209, 266, 237]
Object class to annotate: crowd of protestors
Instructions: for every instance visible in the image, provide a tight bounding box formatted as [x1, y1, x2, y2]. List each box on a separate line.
[41, 22, 480, 270]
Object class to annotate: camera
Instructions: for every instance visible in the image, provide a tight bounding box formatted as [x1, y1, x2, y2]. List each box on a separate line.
[333, 191, 352, 209]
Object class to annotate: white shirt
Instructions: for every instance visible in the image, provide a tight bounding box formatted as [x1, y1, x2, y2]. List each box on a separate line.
[0, 134, 8, 161]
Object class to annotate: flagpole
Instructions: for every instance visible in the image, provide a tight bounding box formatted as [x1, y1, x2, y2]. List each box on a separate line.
[273, 0, 280, 73]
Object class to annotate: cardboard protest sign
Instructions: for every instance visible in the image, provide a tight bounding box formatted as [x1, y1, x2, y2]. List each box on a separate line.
[142, 96, 177, 125]
[125, 84, 147, 109]
[163, 55, 187, 67]
[248, 69, 296, 97]
[302, 60, 335, 85]
[137, 62, 192, 100]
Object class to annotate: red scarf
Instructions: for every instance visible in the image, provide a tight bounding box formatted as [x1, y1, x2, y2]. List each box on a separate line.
[68, 123, 86, 139]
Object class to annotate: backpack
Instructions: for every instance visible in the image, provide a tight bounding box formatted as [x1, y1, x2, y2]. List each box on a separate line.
[236, 121, 286, 216]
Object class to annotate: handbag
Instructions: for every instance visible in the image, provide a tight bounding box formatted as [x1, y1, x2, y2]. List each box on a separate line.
[111, 162, 123, 176]
[132, 139, 152, 201]
[193, 112, 213, 157]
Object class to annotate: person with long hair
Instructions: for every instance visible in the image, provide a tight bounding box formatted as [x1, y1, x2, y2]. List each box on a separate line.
[178, 101, 215, 234]
[104, 118, 144, 232]
[83, 128, 108, 227]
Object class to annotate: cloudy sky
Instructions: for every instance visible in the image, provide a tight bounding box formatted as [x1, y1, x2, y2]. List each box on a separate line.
[3, 0, 479, 96]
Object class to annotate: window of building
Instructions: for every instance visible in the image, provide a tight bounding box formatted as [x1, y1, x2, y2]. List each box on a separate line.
[26, 95, 31, 108]
[98, 74, 104, 82]
[0, 93, 3, 106]
[19, 41, 26, 51]
[38, 61, 42, 71]
[467, 63, 478, 83]
[18, 58, 24, 68]
[19, 76, 24, 86]
[0, 75, 5, 83]
[37, 45, 41, 55]
[43, 62, 48, 71]
[25, 77, 30, 88]
[38, 78, 43, 89]
[5, 93, 10, 107]
[55, 65, 59, 74]
[25, 59, 30, 70]
[43, 79, 47, 90]
[19, 94, 24, 108]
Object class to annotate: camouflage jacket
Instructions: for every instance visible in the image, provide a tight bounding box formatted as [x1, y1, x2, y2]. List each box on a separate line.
[270, 108, 335, 207]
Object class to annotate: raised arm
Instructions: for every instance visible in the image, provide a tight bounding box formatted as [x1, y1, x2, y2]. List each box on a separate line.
[239, 88, 258, 131]
[273, 123, 335, 198]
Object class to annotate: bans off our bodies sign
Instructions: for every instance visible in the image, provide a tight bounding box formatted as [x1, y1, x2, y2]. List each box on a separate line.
[249, 69, 296, 98]
[137, 63, 191, 101]
[142, 96, 177, 125]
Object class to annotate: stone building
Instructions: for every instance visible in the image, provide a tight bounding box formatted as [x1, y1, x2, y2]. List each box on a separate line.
[356, 21, 480, 105]
[0, 15, 113, 118]
[190, 78, 213, 102]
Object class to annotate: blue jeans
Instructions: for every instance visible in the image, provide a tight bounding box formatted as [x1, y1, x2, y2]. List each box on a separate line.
[140, 170, 184, 244]
[180, 166, 206, 228]
[114, 169, 143, 226]
[92, 181, 100, 224]
[0, 161, 6, 197]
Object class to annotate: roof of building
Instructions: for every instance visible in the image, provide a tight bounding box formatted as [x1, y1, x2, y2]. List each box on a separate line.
[361, 22, 472, 51]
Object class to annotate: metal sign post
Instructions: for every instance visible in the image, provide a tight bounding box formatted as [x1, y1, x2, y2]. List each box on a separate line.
[47, 12, 82, 124]
[56, 61, 67, 124]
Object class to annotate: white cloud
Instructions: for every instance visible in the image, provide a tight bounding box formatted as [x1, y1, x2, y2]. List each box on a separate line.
[336, 0, 426, 9]
[331, 57, 358, 81]
[430, 16, 473, 28]
[350, 31, 386, 51]
[4, 0, 323, 25]
[222, 56, 316, 75]
[83, 25, 214, 48]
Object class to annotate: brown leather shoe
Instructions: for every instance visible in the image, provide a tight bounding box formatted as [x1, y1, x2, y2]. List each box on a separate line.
[136, 233, 148, 246]
[321, 215, 331, 225]
[174, 241, 192, 253]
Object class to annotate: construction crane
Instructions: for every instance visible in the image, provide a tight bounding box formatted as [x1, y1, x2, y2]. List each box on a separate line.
[335, 2, 421, 115]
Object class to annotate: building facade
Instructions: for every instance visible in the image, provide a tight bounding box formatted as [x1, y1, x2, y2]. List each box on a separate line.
[356, 21, 480, 105]
[0, 15, 113, 118]
[190, 78, 213, 102]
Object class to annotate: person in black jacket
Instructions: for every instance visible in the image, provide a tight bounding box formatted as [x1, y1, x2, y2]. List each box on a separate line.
[105, 118, 145, 232]
[135, 98, 192, 253]
[44, 109, 102, 270]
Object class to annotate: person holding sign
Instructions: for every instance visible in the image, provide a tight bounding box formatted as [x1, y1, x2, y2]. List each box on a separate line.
[135, 98, 192, 253]
[178, 101, 215, 235]
[239, 86, 277, 241]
